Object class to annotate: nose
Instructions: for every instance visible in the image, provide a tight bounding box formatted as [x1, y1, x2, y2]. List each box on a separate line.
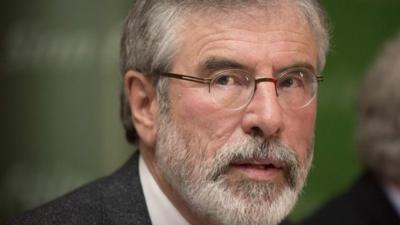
[241, 82, 284, 138]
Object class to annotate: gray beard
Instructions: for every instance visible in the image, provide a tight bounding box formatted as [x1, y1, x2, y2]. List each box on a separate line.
[155, 112, 312, 225]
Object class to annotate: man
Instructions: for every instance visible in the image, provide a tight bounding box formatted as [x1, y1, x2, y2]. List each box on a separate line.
[8, 0, 329, 224]
[301, 34, 400, 225]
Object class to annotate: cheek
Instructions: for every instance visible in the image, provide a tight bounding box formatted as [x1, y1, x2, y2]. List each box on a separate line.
[283, 103, 316, 163]
[169, 84, 242, 152]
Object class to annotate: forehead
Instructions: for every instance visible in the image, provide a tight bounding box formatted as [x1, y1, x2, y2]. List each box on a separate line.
[173, 3, 317, 73]
[184, 3, 309, 33]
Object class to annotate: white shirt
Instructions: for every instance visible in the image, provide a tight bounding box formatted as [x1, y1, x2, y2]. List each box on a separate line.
[383, 182, 400, 217]
[139, 156, 191, 225]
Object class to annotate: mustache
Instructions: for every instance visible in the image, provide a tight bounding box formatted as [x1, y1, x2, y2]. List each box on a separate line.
[208, 137, 300, 189]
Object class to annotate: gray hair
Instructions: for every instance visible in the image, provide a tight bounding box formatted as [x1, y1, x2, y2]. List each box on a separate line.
[356, 33, 400, 182]
[120, 0, 330, 144]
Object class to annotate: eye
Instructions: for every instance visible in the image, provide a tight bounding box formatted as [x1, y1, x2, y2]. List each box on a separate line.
[215, 75, 236, 86]
[278, 71, 306, 89]
[213, 71, 250, 87]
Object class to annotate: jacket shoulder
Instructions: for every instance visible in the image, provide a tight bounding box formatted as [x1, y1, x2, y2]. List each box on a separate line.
[6, 153, 151, 225]
[6, 177, 105, 224]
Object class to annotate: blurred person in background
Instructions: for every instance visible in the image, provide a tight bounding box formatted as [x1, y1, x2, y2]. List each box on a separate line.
[7, 0, 329, 225]
[301, 33, 400, 225]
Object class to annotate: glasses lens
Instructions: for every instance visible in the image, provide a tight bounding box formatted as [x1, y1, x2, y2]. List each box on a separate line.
[276, 68, 318, 109]
[210, 70, 254, 109]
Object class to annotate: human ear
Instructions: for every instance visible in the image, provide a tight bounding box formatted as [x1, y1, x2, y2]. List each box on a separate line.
[124, 70, 158, 148]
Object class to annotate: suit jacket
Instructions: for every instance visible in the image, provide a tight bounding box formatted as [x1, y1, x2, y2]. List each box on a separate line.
[7, 152, 293, 225]
[301, 171, 400, 225]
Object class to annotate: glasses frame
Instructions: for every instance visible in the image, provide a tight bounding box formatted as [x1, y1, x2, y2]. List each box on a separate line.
[146, 67, 324, 109]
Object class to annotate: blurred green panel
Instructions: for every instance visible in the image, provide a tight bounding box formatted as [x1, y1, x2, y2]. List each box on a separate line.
[0, 0, 133, 220]
[0, 0, 399, 223]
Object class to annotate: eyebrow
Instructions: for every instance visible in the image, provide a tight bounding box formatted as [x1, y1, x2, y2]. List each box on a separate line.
[274, 63, 317, 76]
[197, 57, 251, 76]
[196, 57, 317, 77]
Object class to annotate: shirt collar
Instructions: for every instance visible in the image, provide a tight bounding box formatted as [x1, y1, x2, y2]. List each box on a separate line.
[139, 155, 191, 225]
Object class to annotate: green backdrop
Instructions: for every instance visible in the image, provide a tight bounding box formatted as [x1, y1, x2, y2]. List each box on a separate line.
[1, 0, 399, 222]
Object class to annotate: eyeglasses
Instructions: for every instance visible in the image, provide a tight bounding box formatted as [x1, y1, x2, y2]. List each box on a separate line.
[156, 67, 323, 110]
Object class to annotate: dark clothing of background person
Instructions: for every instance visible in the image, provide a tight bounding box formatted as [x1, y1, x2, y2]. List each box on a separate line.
[301, 171, 400, 225]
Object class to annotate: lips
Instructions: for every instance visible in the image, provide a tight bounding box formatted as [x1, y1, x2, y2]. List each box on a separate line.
[229, 158, 284, 181]
[231, 158, 283, 169]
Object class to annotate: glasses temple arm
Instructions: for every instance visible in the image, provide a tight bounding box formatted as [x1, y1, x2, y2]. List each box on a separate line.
[160, 72, 211, 84]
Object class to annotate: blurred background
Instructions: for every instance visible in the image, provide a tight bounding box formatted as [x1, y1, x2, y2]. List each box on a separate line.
[0, 0, 399, 223]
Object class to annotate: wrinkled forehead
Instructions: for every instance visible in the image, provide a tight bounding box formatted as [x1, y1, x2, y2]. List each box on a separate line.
[171, 2, 316, 70]
[175, 2, 315, 54]
[182, 2, 309, 30]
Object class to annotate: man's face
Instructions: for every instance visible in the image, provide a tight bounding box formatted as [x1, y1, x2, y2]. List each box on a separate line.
[154, 5, 318, 225]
